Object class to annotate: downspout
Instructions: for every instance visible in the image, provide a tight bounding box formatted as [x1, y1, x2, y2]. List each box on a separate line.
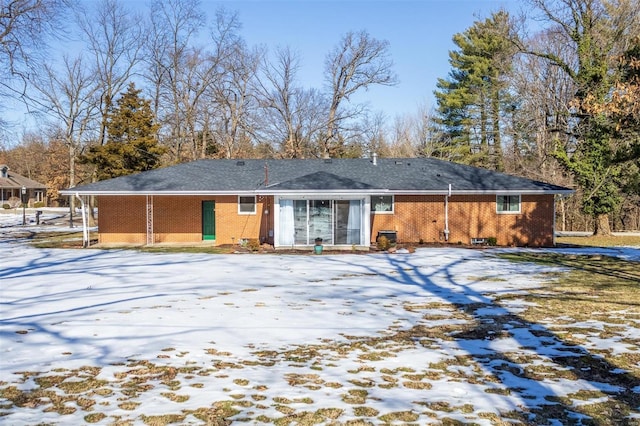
[444, 184, 451, 242]
[75, 193, 89, 248]
[553, 194, 558, 247]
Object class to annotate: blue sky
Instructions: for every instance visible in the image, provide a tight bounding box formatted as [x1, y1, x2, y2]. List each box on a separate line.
[217, 0, 520, 119]
[3, 0, 519, 139]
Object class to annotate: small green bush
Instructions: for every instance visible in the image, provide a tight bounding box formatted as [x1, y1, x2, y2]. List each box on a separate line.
[34, 202, 45, 208]
[487, 237, 498, 246]
[2, 204, 9, 210]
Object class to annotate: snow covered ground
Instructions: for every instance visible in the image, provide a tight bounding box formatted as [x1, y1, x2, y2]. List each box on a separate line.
[1, 209, 639, 425]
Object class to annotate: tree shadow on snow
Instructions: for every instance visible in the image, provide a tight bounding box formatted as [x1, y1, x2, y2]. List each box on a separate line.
[0, 248, 217, 370]
[327, 250, 640, 425]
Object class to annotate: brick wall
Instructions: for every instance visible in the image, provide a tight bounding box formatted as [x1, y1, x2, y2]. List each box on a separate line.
[370, 194, 555, 247]
[98, 193, 555, 247]
[97, 195, 273, 245]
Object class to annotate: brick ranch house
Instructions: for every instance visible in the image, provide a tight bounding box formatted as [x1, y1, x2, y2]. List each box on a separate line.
[1, 165, 48, 207]
[61, 157, 573, 248]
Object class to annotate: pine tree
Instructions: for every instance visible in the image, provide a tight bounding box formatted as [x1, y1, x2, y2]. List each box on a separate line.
[82, 83, 166, 180]
[434, 11, 515, 170]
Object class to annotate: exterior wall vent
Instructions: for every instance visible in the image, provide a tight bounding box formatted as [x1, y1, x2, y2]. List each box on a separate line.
[236, 161, 245, 166]
[324, 158, 332, 163]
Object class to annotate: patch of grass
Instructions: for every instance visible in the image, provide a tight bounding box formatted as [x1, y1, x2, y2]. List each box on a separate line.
[378, 410, 419, 422]
[402, 380, 432, 390]
[316, 407, 343, 419]
[188, 403, 240, 423]
[29, 231, 99, 248]
[84, 412, 106, 423]
[283, 373, 323, 387]
[497, 252, 640, 321]
[160, 392, 189, 403]
[357, 350, 396, 361]
[118, 401, 140, 410]
[556, 234, 640, 247]
[342, 389, 368, 405]
[353, 406, 379, 417]
[348, 378, 376, 388]
[141, 413, 186, 425]
[138, 246, 231, 254]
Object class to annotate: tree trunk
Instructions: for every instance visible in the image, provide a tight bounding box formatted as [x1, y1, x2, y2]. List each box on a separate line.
[594, 213, 611, 236]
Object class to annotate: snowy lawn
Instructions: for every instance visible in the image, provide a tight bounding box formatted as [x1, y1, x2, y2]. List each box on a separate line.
[1, 210, 639, 425]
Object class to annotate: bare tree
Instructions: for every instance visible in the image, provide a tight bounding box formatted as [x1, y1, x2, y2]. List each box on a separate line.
[255, 46, 327, 158]
[323, 30, 398, 158]
[143, 0, 206, 162]
[75, 0, 145, 146]
[0, 0, 69, 128]
[206, 10, 262, 159]
[354, 111, 390, 157]
[30, 54, 99, 200]
[212, 44, 262, 159]
[506, 29, 575, 182]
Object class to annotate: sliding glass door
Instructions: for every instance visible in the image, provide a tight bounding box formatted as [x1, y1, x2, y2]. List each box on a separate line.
[278, 198, 364, 247]
[309, 200, 332, 244]
[293, 200, 307, 245]
[334, 200, 362, 245]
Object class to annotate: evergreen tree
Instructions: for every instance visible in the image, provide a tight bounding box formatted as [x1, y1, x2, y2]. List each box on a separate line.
[433, 11, 515, 170]
[82, 83, 166, 180]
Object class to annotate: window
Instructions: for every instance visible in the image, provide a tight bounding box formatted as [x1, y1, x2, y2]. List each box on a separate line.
[238, 196, 256, 214]
[497, 195, 521, 214]
[371, 195, 393, 214]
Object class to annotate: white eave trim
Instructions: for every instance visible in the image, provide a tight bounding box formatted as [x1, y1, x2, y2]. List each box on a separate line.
[60, 188, 575, 197]
[59, 190, 254, 196]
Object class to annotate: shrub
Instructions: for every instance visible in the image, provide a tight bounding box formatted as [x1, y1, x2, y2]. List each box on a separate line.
[2, 204, 9, 210]
[34, 202, 45, 208]
[487, 237, 498, 246]
[377, 235, 391, 251]
[247, 238, 260, 252]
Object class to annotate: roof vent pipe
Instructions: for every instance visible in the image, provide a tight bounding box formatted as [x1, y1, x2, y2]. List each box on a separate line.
[372, 152, 377, 166]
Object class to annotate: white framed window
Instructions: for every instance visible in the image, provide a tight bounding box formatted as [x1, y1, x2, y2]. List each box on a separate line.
[371, 195, 394, 214]
[497, 195, 521, 214]
[238, 196, 256, 215]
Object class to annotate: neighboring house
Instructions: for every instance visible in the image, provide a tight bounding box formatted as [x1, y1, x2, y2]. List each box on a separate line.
[0, 165, 47, 208]
[61, 157, 573, 248]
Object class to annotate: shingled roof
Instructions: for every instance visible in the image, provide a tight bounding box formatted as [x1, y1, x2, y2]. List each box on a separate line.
[0, 165, 47, 190]
[61, 158, 573, 196]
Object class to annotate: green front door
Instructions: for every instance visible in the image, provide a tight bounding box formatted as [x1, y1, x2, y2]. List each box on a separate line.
[202, 201, 215, 240]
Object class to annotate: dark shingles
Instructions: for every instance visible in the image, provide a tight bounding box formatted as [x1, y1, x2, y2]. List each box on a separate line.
[266, 171, 375, 190]
[64, 158, 572, 194]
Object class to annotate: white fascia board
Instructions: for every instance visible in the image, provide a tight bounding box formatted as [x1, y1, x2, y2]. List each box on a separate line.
[390, 189, 575, 196]
[58, 190, 252, 196]
[258, 189, 388, 196]
[60, 188, 575, 196]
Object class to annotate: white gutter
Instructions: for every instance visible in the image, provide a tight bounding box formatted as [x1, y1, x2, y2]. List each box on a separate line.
[75, 193, 89, 248]
[59, 190, 249, 196]
[60, 188, 575, 197]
